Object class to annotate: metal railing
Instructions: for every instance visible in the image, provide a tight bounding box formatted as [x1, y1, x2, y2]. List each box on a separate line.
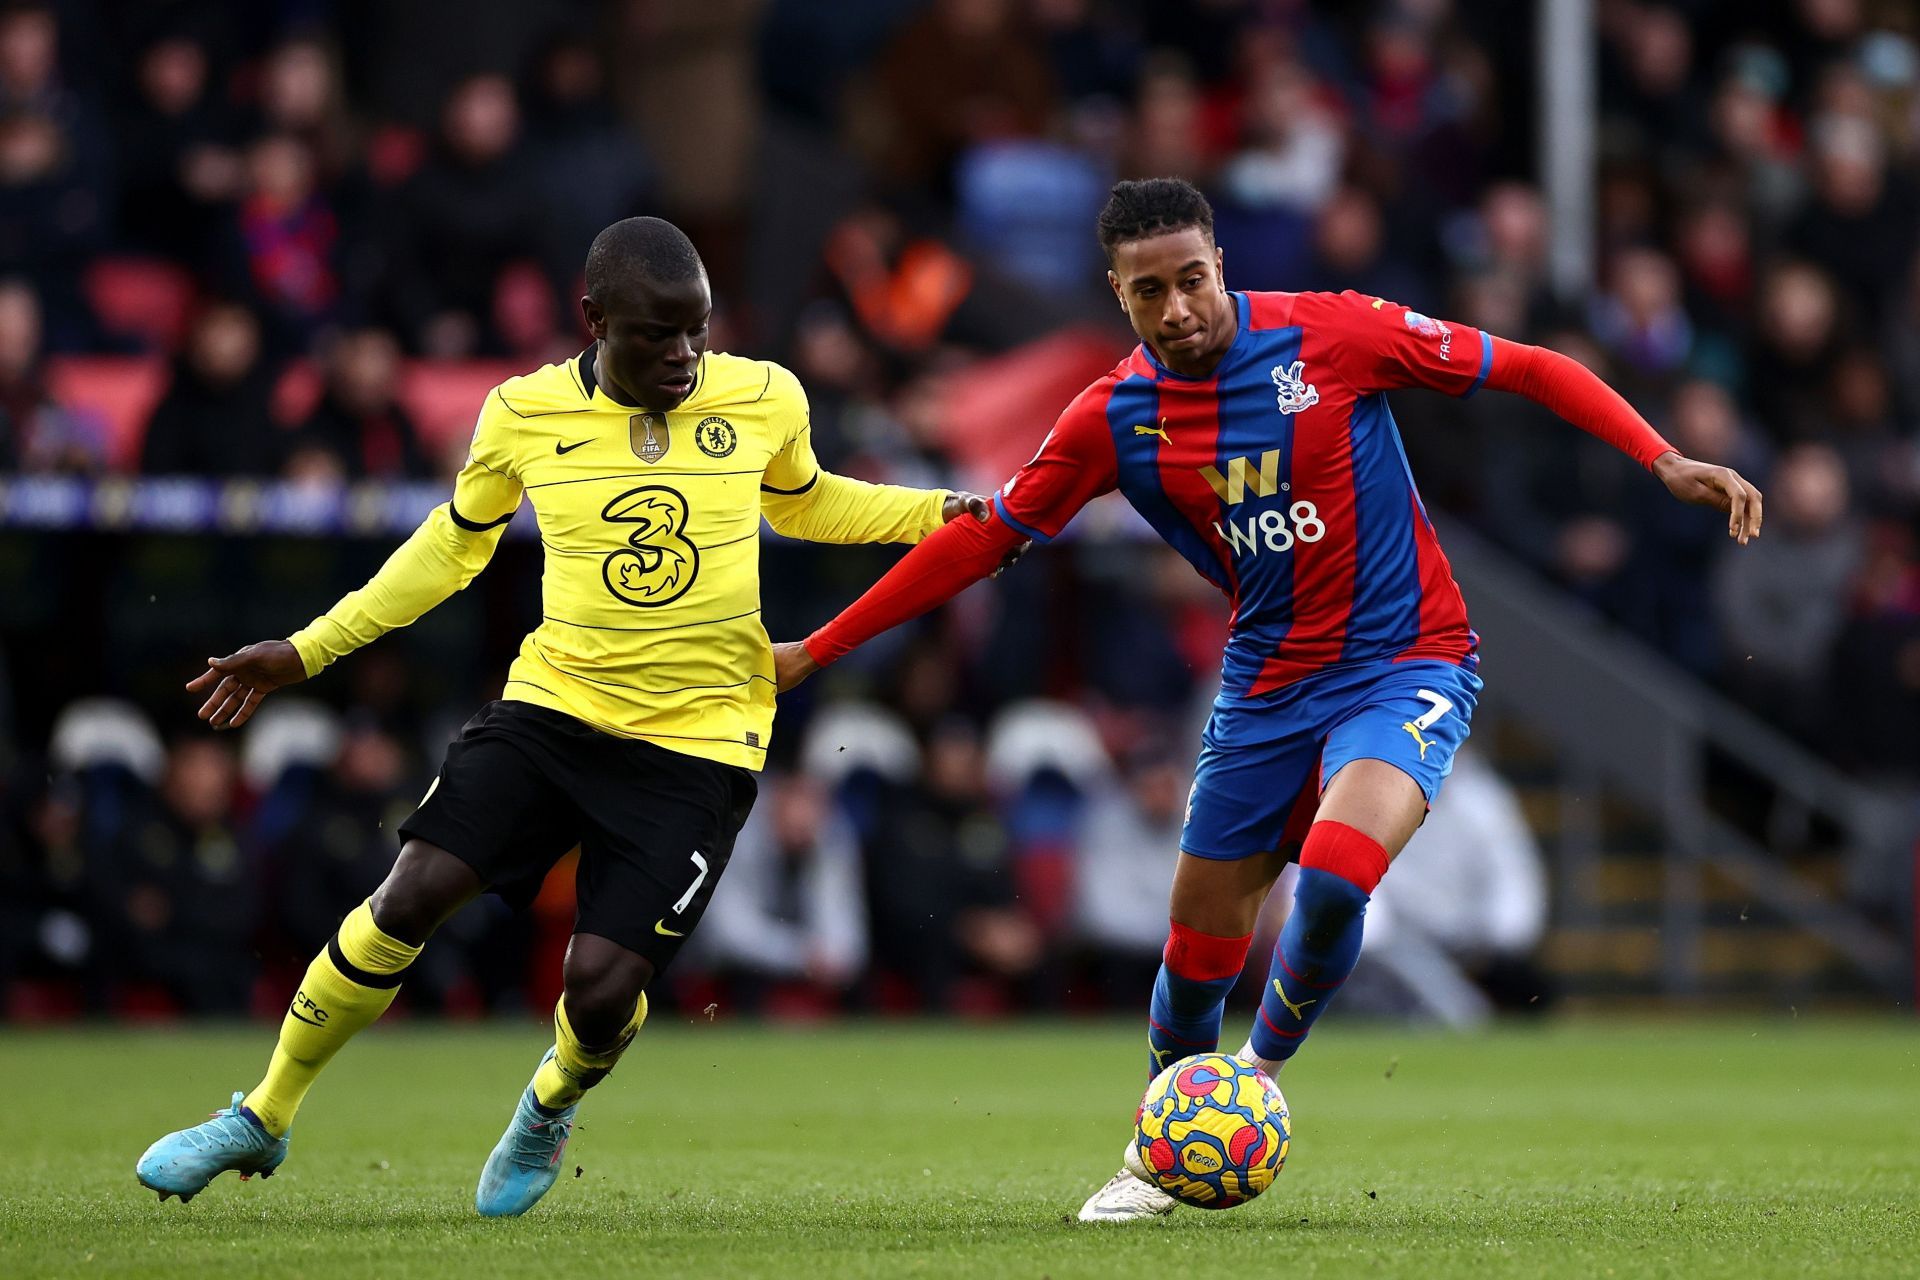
[1439, 517, 1916, 999]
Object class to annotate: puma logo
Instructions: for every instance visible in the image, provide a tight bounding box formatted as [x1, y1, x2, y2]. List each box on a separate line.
[1134, 421, 1171, 445]
[1150, 1044, 1175, 1071]
[1401, 721, 1436, 760]
[1271, 980, 1317, 1022]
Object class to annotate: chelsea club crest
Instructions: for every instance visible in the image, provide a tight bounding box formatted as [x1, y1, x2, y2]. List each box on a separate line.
[695, 416, 738, 458]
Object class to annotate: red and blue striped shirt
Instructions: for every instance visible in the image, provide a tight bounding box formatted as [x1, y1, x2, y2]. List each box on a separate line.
[990, 290, 1492, 699]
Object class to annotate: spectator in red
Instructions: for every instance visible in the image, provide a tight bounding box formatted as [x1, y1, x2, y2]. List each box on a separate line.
[227, 134, 338, 353]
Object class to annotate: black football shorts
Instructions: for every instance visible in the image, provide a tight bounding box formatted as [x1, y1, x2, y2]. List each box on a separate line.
[399, 700, 757, 972]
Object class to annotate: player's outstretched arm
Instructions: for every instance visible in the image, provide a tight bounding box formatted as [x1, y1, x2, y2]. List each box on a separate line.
[773, 508, 1028, 692]
[1483, 336, 1762, 543]
[286, 499, 514, 681]
[185, 640, 307, 730]
[773, 378, 1116, 692]
[280, 395, 524, 695]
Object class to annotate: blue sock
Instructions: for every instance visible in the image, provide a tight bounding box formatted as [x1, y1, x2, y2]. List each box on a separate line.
[1248, 867, 1370, 1065]
[1147, 964, 1237, 1079]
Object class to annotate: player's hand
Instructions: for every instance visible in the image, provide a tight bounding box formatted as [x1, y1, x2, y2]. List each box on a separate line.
[185, 640, 307, 730]
[772, 641, 820, 693]
[1653, 451, 1764, 545]
[941, 490, 1032, 577]
[942, 491, 992, 525]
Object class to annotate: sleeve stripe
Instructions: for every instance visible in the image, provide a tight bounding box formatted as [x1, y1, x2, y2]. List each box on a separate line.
[1463, 330, 1493, 398]
[449, 502, 514, 531]
[992, 492, 1051, 544]
[761, 472, 819, 496]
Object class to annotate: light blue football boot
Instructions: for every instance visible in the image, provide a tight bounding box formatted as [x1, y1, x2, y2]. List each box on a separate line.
[475, 1048, 577, 1217]
[136, 1092, 288, 1202]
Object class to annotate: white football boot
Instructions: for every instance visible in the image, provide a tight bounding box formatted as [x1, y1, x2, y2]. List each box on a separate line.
[1076, 1138, 1177, 1222]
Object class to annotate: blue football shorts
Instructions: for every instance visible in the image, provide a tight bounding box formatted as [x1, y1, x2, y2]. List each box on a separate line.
[1179, 659, 1481, 861]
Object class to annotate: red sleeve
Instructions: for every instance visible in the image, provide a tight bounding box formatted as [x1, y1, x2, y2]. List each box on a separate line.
[1482, 336, 1677, 469]
[989, 380, 1121, 544]
[803, 379, 1120, 667]
[804, 511, 1025, 665]
[1308, 290, 1496, 397]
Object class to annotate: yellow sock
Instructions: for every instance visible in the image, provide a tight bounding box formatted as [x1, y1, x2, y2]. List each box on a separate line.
[242, 900, 421, 1137]
[531, 993, 647, 1110]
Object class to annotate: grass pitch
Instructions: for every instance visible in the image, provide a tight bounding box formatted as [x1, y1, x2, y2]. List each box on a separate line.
[1, 1018, 1915, 1278]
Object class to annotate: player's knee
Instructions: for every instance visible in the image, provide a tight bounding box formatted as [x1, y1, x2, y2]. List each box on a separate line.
[561, 939, 652, 1045]
[1290, 822, 1391, 942]
[368, 840, 482, 944]
[1297, 821, 1390, 896]
[1162, 919, 1252, 987]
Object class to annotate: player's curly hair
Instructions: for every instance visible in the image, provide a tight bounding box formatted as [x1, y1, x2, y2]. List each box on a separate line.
[1096, 178, 1215, 262]
[585, 216, 705, 303]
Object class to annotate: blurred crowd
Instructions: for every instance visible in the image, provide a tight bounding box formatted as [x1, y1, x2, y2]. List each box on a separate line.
[0, 692, 1547, 1022]
[0, 0, 1913, 761]
[3, 0, 1919, 1014]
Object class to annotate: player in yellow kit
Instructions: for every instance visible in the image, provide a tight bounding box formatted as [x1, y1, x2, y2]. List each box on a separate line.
[134, 217, 996, 1216]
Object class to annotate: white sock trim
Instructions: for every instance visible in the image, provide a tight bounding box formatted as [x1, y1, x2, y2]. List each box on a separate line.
[1235, 1040, 1284, 1078]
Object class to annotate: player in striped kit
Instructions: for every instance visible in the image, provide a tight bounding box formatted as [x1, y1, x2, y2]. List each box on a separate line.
[774, 179, 1763, 1220]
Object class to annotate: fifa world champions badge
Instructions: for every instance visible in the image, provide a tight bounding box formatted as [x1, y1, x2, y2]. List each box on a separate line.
[630, 413, 671, 464]
[1270, 361, 1319, 415]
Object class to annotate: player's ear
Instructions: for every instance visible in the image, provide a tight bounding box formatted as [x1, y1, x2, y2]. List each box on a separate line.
[1107, 269, 1123, 310]
[1214, 244, 1225, 285]
[580, 295, 606, 341]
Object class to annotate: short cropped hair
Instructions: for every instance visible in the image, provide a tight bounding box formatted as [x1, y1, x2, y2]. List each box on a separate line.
[1096, 178, 1215, 261]
[584, 216, 705, 304]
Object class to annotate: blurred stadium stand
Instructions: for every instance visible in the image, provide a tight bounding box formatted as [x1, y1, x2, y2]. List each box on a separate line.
[2, 0, 1918, 1021]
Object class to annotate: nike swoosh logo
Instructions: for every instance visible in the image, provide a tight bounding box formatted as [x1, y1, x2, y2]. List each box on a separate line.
[654, 920, 685, 938]
[555, 439, 590, 455]
[288, 1009, 325, 1027]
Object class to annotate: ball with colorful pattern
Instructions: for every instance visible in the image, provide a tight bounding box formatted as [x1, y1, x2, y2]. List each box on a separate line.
[1134, 1053, 1289, 1210]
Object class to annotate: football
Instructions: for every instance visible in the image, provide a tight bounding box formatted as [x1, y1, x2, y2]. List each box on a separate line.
[1134, 1053, 1290, 1210]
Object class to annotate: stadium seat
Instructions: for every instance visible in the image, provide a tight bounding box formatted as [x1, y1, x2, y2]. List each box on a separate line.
[239, 698, 344, 791]
[82, 257, 197, 353]
[398, 360, 524, 454]
[272, 359, 324, 425]
[49, 697, 167, 784]
[44, 356, 169, 471]
[934, 329, 1126, 489]
[800, 702, 921, 786]
[983, 700, 1110, 795]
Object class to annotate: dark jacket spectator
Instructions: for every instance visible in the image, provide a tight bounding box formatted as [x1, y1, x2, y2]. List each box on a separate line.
[287, 327, 428, 480]
[115, 34, 241, 265]
[87, 738, 256, 1014]
[141, 303, 281, 475]
[379, 74, 542, 356]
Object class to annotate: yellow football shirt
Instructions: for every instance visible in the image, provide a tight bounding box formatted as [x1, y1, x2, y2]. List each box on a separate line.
[288, 348, 948, 769]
